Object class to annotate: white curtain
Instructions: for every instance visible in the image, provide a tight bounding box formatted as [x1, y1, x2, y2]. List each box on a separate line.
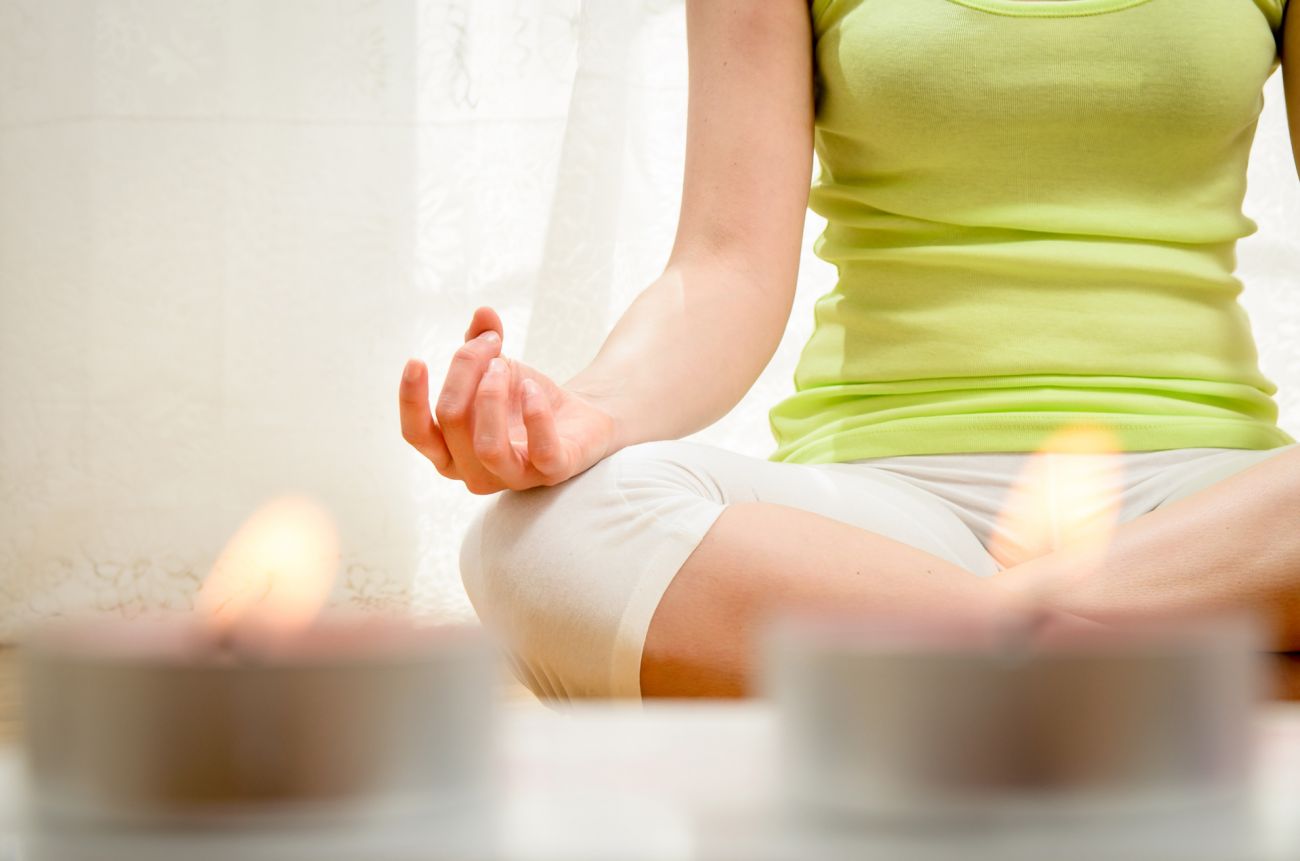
[1, 0, 1297, 638]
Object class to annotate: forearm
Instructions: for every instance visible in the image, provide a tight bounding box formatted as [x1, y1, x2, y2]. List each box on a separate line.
[562, 259, 794, 453]
[999, 446, 1300, 648]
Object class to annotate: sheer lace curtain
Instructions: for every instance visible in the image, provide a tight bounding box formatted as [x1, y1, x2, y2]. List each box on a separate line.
[1, 0, 1297, 638]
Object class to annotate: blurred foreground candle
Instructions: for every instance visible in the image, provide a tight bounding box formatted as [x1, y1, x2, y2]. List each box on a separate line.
[761, 610, 1266, 824]
[16, 496, 500, 861]
[755, 421, 1268, 853]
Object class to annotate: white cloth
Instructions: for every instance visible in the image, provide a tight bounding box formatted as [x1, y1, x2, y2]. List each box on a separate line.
[459, 440, 1299, 703]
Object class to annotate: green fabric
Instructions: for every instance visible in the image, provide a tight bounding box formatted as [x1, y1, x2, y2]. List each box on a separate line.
[768, 0, 1295, 464]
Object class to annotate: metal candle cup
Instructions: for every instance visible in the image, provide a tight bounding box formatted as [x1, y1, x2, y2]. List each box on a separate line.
[19, 615, 496, 831]
[761, 610, 1266, 823]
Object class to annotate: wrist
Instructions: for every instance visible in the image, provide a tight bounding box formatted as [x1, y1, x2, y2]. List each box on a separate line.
[562, 374, 638, 460]
[597, 398, 633, 460]
[987, 569, 1111, 651]
[990, 552, 1061, 602]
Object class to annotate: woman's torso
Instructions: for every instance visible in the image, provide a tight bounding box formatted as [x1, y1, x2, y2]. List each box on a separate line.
[767, 0, 1295, 463]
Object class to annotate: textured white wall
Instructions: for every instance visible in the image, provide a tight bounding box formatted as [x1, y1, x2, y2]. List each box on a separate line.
[0, 0, 589, 632]
[1239, 69, 1300, 435]
[0, 1, 1296, 636]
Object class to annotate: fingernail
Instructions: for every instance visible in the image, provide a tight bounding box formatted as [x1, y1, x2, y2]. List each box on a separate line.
[486, 357, 506, 376]
[478, 330, 501, 344]
[403, 359, 420, 382]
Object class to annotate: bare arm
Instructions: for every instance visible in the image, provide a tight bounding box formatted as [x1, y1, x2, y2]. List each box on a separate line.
[399, 1, 813, 493]
[564, 0, 816, 452]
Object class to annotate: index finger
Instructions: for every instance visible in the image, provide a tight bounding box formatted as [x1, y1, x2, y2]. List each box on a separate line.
[399, 358, 456, 475]
[465, 306, 504, 342]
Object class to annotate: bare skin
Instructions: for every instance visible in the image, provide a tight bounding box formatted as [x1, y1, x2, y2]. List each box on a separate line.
[637, 502, 1101, 698]
[643, 446, 1300, 698]
[401, 2, 1300, 698]
[997, 446, 1300, 647]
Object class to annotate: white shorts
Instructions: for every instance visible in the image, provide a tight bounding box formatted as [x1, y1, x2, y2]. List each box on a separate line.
[457, 440, 1298, 703]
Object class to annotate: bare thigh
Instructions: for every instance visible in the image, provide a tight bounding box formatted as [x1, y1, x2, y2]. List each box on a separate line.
[628, 444, 1005, 698]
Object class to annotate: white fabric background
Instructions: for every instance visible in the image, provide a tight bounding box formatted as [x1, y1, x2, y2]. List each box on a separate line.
[1, 0, 1297, 637]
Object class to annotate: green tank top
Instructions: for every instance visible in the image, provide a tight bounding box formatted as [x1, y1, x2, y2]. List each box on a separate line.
[768, 0, 1295, 463]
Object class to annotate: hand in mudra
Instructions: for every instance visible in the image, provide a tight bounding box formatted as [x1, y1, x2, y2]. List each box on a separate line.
[399, 306, 620, 495]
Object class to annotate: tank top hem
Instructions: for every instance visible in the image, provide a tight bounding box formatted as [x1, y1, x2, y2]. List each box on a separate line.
[767, 417, 1297, 465]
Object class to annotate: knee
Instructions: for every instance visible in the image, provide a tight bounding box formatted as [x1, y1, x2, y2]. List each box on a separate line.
[458, 483, 563, 698]
[458, 449, 628, 612]
[459, 439, 717, 593]
[456, 440, 722, 698]
[457, 481, 566, 643]
[455, 449, 636, 698]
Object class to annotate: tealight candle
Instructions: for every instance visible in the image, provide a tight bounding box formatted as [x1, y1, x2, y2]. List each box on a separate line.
[19, 614, 498, 860]
[761, 610, 1266, 824]
[15, 497, 500, 860]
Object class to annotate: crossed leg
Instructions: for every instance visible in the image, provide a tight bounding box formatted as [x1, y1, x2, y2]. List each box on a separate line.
[462, 438, 1300, 702]
[462, 439, 1018, 702]
[639, 499, 1015, 697]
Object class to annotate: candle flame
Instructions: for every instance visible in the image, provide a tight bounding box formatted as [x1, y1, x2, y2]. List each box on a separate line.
[197, 495, 339, 635]
[987, 423, 1124, 587]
